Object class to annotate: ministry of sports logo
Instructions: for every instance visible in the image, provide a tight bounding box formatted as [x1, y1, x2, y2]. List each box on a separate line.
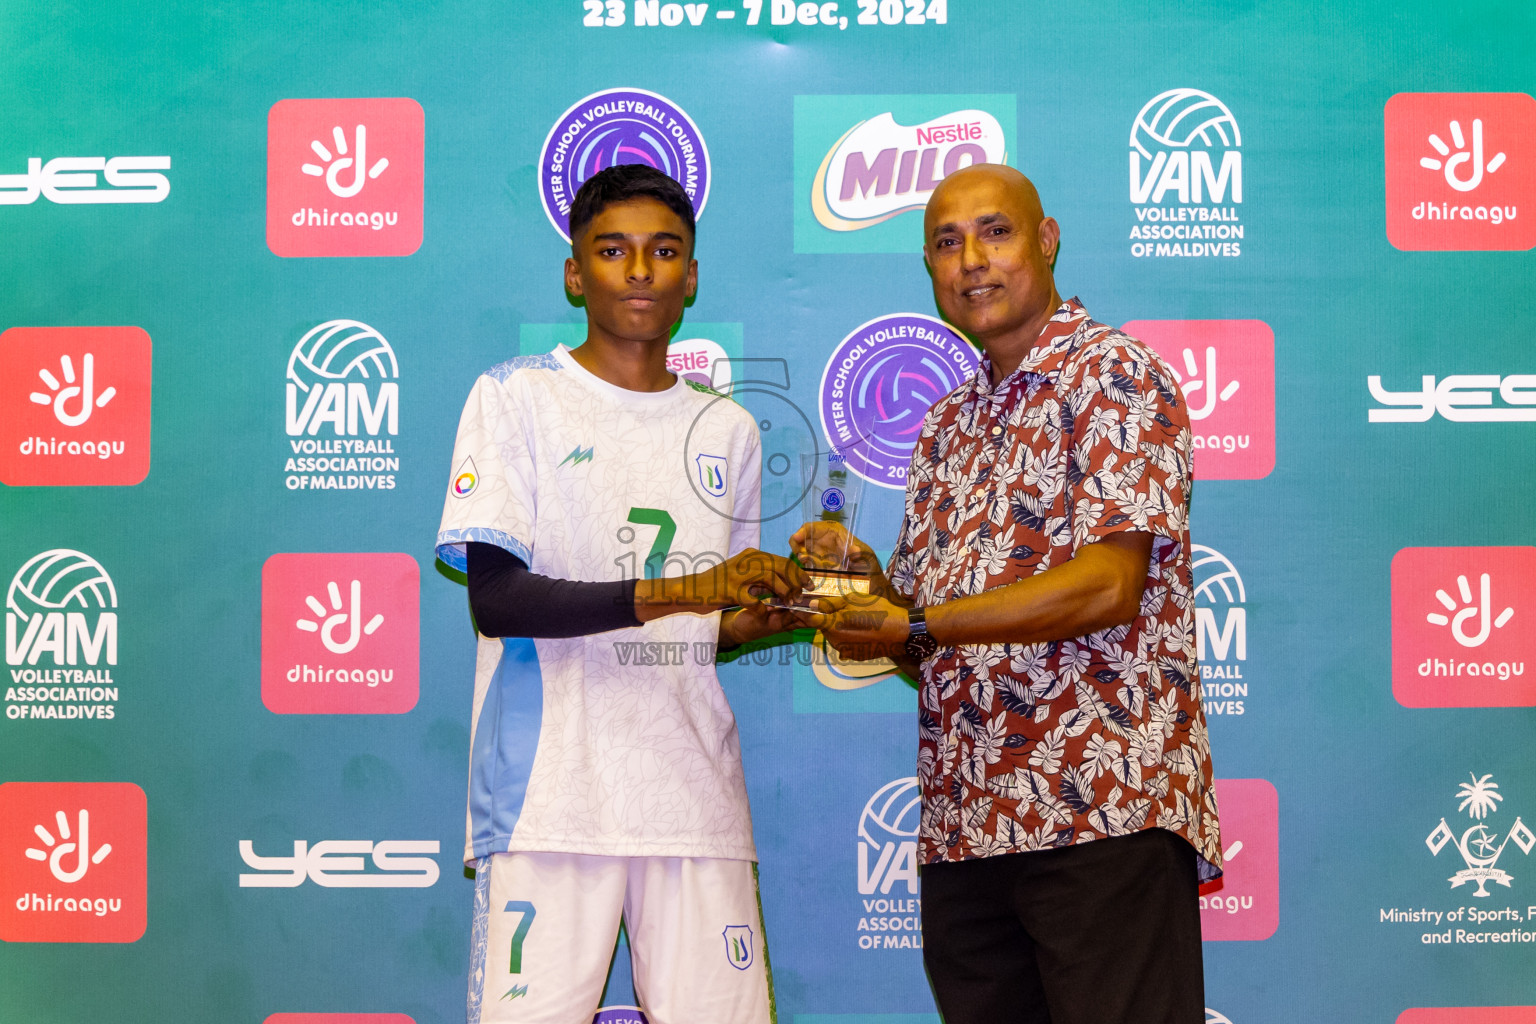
[539, 88, 709, 241]
[1427, 774, 1534, 897]
[1128, 88, 1244, 259]
[283, 319, 401, 492]
[266, 97, 425, 257]
[1192, 545, 1249, 716]
[1126, 320, 1274, 480]
[855, 777, 922, 951]
[1385, 92, 1536, 251]
[0, 326, 152, 487]
[794, 94, 1016, 254]
[260, 552, 420, 715]
[819, 313, 979, 489]
[0, 781, 147, 943]
[1392, 546, 1535, 708]
[5, 549, 120, 722]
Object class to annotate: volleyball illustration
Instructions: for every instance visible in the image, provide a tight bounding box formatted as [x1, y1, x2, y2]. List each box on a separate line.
[285, 319, 398, 390]
[1130, 88, 1241, 158]
[7, 549, 117, 618]
[1192, 544, 1246, 605]
[858, 777, 922, 849]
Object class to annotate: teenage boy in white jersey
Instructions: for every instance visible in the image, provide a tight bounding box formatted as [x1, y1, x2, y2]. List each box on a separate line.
[436, 164, 802, 1024]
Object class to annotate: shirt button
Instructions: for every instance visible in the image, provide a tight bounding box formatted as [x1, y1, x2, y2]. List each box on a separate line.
[990, 425, 1003, 437]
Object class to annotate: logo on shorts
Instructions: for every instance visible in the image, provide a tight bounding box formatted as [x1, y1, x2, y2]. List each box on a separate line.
[1199, 778, 1278, 941]
[539, 88, 709, 241]
[1426, 774, 1534, 896]
[1392, 547, 1536, 707]
[283, 319, 401, 492]
[722, 924, 754, 969]
[260, 552, 420, 714]
[0, 327, 152, 487]
[819, 313, 979, 489]
[1385, 93, 1536, 251]
[695, 453, 727, 497]
[794, 94, 1016, 253]
[1128, 88, 1244, 259]
[267, 97, 425, 257]
[1125, 320, 1274, 480]
[0, 781, 147, 942]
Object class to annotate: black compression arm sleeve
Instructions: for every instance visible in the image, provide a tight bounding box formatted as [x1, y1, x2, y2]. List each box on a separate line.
[466, 541, 641, 639]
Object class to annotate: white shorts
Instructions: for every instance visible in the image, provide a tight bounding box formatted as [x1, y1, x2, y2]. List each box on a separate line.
[467, 851, 774, 1024]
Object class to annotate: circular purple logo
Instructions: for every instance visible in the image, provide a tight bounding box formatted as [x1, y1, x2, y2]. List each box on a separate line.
[819, 313, 980, 489]
[592, 1008, 649, 1024]
[539, 87, 710, 241]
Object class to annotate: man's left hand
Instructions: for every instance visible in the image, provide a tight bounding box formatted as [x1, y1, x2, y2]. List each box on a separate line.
[792, 591, 910, 663]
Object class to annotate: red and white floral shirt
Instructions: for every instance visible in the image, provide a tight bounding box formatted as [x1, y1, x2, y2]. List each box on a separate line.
[888, 299, 1221, 880]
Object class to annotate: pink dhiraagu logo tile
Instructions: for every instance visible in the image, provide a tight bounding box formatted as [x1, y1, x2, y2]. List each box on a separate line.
[1399, 1010, 1536, 1024]
[1392, 546, 1536, 708]
[265, 1016, 417, 1024]
[261, 553, 419, 714]
[0, 327, 152, 487]
[1385, 92, 1536, 251]
[0, 781, 147, 943]
[1199, 778, 1278, 941]
[1124, 320, 1275, 481]
[267, 97, 424, 257]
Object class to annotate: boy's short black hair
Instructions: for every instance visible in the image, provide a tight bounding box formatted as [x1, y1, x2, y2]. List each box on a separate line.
[567, 164, 696, 249]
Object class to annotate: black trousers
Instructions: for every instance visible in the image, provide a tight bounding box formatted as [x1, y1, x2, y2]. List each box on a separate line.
[920, 828, 1205, 1024]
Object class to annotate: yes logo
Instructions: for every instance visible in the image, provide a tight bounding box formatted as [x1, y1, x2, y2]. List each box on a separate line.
[1125, 320, 1275, 480]
[1385, 93, 1536, 251]
[0, 782, 147, 943]
[267, 98, 424, 257]
[1392, 547, 1536, 708]
[0, 327, 152, 486]
[239, 838, 439, 887]
[1199, 778, 1278, 941]
[260, 553, 419, 714]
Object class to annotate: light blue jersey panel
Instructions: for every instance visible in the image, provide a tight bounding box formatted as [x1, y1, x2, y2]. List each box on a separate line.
[469, 637, 544, 858]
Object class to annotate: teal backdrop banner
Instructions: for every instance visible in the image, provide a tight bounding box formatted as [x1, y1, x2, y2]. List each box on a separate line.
[3, 3, 1535, 1024]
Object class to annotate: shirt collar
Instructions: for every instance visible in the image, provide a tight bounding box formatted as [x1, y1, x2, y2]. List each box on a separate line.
[971, 297, 1089, 400]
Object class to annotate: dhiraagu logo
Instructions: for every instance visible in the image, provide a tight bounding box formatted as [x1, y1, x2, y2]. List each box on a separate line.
[794, 94, 1016, 253]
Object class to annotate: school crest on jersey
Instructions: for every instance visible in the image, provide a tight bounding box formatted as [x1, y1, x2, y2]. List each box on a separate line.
[695, 454, 728, 497]
[722, 924, 754, 970]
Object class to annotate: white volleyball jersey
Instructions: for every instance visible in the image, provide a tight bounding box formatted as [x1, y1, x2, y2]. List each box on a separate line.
[436, 345, 762, 863]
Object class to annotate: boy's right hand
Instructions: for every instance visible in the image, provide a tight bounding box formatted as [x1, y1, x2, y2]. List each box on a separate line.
[709, 548, 805, 609]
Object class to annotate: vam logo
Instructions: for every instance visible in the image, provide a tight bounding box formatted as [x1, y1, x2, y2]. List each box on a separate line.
[260, 552, 419, 715]
[1368, 373, 1536, 423]
[0, 327, 152, 487]
[794, 94, 1016, 253]
[0, 781, 147, 942]
[1199, 778, 1278, 941]
[1192, 545, 1248, 716]
[1392, 547, 1536, 708]
[855, 777, 922, 951]
[266, 97, 425, 258]
[4, 549, 119, 722]
[1426, 774, 1534, 897]
[0, 155, 169, 205]
[1385, 93, 1536, 251]
[283, 319, 401, 492]
[1127, 88, 1244, 259]
[1125, 320, 1275, 480]
[239, 838, 440, 888]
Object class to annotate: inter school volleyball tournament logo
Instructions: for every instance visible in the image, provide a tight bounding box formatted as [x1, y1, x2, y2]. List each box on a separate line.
[819, 313, 979, 489]
[0, 781, 146, 942]
[1124, 320, 1274, 480]
[0, 327, 152, 487]
[260, 553, 419, 714]
[793, 94, 1015, 253]
[1128, 88, 1244, 259]
[1426, 774, 1534, 897]
[1385, 93, 1536, 251]
[1392, 547, 1536, 708]
[266, 97, 425, 257]
[539, 88, 709, 241]
[854, 778, 921, 952]
[283, 319, 401, 492]
[1192, 545, 1250, 717]
[1199, 779, 1278, 941]
[5, 549, 120, 723]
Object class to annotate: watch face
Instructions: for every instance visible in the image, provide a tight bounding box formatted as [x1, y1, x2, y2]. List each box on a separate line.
[905, 631, 940, 661]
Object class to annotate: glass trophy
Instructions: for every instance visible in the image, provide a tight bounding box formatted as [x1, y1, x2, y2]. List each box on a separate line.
[795, 447, 870, 601]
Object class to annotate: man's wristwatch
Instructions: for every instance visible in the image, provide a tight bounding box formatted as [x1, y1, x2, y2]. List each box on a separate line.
[904, 607, 940, 662]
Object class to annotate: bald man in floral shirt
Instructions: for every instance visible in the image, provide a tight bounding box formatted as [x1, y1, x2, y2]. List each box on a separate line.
[794, 165, 1221, 1024]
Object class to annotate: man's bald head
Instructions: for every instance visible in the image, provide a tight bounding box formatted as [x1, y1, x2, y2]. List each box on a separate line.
[925, 164, 1046, 241]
